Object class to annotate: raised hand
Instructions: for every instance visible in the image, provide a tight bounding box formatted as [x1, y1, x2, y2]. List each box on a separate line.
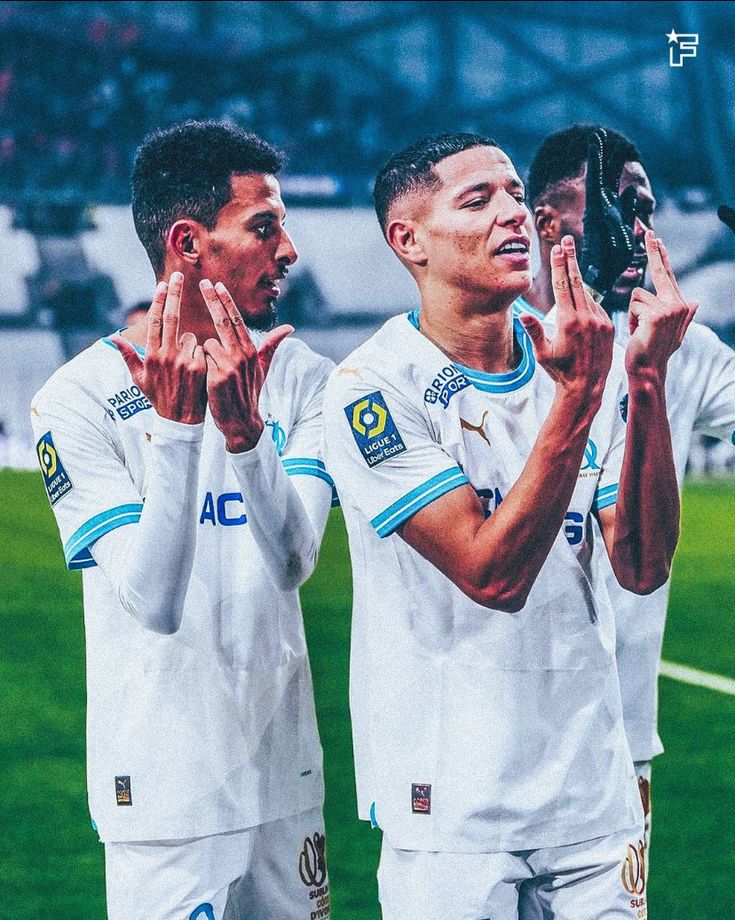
[580, 129, 638, 299]
[111, 272, 207, 424]
[519, 235, 614, 410]
[199, 279, 294, 453]
[626, 230, 698, 379]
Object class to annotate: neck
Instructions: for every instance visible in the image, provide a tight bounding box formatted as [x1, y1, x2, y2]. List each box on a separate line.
[122, 275, 217, 348]
[524, 245, 554, 315]
[418, 285, 519, 374]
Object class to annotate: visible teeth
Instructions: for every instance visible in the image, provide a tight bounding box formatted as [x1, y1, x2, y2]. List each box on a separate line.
[499, 242, 528, 253]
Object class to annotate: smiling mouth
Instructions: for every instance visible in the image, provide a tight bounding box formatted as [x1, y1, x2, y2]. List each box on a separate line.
[259, 269, 288, 295]
[495, 239, 530, 257]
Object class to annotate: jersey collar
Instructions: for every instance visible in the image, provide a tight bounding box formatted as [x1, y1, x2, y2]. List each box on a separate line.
[406, 309, 536, 394]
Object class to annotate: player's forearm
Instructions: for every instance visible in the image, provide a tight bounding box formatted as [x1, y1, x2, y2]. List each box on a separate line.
[228, 433, 327, 590]
[93, 417, 204, 634]
[611, 374, 679, 594]
[471, 391, 597, 611]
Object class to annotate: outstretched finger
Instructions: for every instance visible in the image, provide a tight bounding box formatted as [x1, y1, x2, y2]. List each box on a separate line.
[199, 279, 241, 352]
[213, 282, 253, 352]
[257, 324, 294, 378]
[161, 271, 184, 351]
[657, 240, 682, 298]
[645, 231, 676, 299]
[561, 236, 592, 314]
[110, 334, 145, 388]
[550, 243, 576, 319]
[145, 281, 168, 354]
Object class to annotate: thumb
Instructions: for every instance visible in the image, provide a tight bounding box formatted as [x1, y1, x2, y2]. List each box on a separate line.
[257, 324, 294, 378]
[110, 334, 145, 386]
[518, 313, 550, 360]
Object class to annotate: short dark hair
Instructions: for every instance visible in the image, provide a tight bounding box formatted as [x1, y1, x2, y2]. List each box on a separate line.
[132, 121, 284, 275]
[373, 132, 499, 234]
[527, 124, 641, 209]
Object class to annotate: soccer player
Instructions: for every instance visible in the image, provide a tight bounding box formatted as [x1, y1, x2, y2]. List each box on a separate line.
[30, 122, 334, 920]
[524, 124, 735, 844]
[322, 132, 695, 919]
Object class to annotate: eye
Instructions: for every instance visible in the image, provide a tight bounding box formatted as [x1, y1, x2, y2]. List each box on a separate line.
[514, 193, 527, 204]
[461, 198, 488, 209]
[253, 221, 276, 239]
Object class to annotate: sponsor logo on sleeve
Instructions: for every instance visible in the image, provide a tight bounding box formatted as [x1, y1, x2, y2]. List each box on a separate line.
[620, 394, 629, 423]
[411, 783, 432, 814]
[107, 386, 152, 421]
[115, 775, 132, 806]
[423, 365, 470, 408]
[345, 391, 406, 467]
[36, 432, 73, 506]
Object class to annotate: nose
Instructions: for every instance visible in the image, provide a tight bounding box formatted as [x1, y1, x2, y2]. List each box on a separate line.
[277, 228, 298, 266]
[498, 191, 529, 229]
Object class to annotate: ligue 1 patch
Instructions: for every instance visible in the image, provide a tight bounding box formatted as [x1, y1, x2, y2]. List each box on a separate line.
[344, 391, 406, 468]
[115, 775, 132, 806]
[411, 783, 431, 814]
[36, 432, 74, 506]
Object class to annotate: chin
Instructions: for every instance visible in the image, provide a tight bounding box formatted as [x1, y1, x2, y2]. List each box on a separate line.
[244, 300, 277, 332]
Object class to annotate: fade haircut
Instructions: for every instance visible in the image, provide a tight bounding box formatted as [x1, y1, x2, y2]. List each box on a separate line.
[132, 121, 284, 275]
[373, 132, 499, 235]
[527, 124, 641, 210]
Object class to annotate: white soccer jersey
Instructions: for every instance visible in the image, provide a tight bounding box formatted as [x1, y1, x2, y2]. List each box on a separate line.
[323, 310, 643, 853]
[30, 334, 334, 842]
[606, 312, 735, 761]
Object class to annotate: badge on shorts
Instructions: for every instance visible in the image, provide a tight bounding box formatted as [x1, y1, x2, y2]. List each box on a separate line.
[36, 431, 74, 506]
[344, 390, 406, 468]
[115, 775, 132, 806]
[411, 783, 431, 814]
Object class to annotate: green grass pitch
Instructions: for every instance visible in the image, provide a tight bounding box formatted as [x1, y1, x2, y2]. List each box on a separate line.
[1, 471, 733, 918]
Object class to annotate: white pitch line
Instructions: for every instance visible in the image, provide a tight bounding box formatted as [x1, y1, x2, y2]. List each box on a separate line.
[660, 660, 735, 696]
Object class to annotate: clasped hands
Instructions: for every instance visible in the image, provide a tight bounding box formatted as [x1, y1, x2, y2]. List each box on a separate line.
[112, 272, 293, 453]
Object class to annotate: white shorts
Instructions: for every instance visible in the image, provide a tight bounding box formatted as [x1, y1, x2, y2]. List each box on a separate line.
[105, 807, 330, 920]
[378, 827, 647, 920]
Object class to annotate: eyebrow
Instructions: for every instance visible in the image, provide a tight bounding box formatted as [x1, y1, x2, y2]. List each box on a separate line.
[453, 179, 524, 202]
[246, 209, 283, 224]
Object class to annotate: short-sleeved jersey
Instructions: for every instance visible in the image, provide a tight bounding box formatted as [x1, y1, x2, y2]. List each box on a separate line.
[322, 311, 643, 853]
[605, 312, 735, 761]
[30, 335, 334, 842]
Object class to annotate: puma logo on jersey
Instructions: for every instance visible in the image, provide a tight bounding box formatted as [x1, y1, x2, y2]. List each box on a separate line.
[339, 367, 363, 379]
[460, 412, 491, 447]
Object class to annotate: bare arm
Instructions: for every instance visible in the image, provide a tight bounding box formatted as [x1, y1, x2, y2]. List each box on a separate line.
[401, 236, 615, 612]
[597, 231, 697, 593]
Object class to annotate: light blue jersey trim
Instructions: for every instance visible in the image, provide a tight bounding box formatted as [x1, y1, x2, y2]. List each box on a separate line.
[64, 503, 144, 569]
[331, 487, 341, 508]
[371, 468, 469, 538]
[454, 318, 535, 393]
[282, 457, 334, 487]
[103, 333, 145, 357]
[512, 295, 546, 321]
[592, 483, 619, 512]
[406, 312, 535, 394]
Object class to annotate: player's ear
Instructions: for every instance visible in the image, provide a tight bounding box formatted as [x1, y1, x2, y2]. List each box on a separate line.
[534, 204, 559, 245]
[387, 218, 428, 268]
[168, 219, 202, 267]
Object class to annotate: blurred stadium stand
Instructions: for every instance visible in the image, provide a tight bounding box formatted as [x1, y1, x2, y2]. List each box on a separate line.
[0, 0, 733, 471]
